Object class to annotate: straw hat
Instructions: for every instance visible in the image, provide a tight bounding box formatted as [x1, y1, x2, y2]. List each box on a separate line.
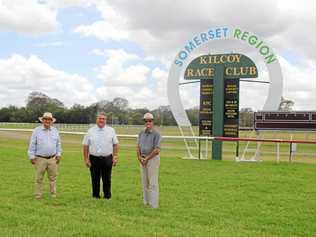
[39, 112, 56, 123]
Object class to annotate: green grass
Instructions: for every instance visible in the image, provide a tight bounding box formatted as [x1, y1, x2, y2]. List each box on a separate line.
[0, 131, 316, 236]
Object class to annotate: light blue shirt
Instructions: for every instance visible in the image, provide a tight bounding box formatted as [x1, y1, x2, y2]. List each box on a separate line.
[28, 125, 62, 160]
[82, 125, 118, 157]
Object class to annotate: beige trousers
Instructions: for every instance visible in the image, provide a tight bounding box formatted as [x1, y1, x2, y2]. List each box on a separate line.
[141, 156, 160, 208]
[34, 157, 58, 198]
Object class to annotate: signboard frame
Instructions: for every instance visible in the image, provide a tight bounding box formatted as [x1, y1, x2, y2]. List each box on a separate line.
[184, 53, 258, 160]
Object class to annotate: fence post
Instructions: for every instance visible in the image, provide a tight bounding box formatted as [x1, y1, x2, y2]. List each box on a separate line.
[289, 142, 293, 163]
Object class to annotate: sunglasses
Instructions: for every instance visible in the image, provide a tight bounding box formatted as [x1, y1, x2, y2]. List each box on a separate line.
[144, 120, 153, 123]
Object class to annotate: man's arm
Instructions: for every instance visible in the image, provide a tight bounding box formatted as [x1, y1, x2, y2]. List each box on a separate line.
[144, 148, 160, 163]
[55, 131, 62, 164]
[83, 145, 91, 168]
[112, 144, 119, 166]
[137, 145, 145, 165]
[143, 132, 161, 165]
[28, 130, 37, 165]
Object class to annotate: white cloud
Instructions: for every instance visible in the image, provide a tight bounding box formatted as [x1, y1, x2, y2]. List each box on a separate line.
[94, 57, 170, 109]
[0, 0, 58, 34]
[73, 0, 316, 111]
[96, 85, 164, 109]
[73, 0, 295, 58]
[96, 49, 150, 86]
[93, 49, 168, 108]
[152, 67, 167, 96]
[75, 20, 128, 41]
[74, 2, 128, 41]
[2, 0, 316, 111]
[0, 54, 96, 107]
[280, 57, 316, 110]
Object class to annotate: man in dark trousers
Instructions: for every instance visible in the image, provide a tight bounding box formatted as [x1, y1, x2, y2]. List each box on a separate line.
[82, 112, 119, 199]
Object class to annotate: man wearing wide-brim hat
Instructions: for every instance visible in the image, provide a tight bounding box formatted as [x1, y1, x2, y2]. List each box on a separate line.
[28, 112, 62, 199]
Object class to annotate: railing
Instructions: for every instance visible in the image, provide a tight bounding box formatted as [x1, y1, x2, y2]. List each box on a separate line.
[1, 127, 316, 163]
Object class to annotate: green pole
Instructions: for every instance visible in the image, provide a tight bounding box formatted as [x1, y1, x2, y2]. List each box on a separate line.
[212, 65, 225, 160]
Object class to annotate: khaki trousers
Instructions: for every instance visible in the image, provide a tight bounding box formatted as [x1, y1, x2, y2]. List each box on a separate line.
[141, 156, 160, 208]
[34, 157, 58, 198]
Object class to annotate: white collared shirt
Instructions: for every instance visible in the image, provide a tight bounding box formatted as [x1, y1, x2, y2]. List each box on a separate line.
[82, 125, 118, 156]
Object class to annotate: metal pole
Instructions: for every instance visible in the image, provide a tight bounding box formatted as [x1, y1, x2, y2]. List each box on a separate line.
[276, 143, 280, 163]
[205, 137, 208, 159]
[198, 139, 201, 160]
[289, 142, 293, 163]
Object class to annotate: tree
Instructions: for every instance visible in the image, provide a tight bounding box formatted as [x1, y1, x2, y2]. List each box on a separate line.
[65, 104, 89, 123]
[186, 107, 199, 126]
[25, 91, 66, 122]
[0, 107, 12, 122]
[0, 91, 181, 125]
[239, 107, 254, 127]
[128, 112, 144, 125]
[152, 106, 177, 126]
[26, 91, 64, 108]
[278, 96, 294, 112]
[112, 97, 129, 111]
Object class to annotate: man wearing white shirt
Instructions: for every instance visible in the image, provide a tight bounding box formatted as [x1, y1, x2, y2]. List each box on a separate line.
[28, 112, 62, 199]
[82, 112, 119, 199]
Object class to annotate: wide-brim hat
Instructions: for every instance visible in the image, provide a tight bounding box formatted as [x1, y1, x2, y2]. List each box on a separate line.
[39, 112, 56, 123]
[143, 112, 154, 120]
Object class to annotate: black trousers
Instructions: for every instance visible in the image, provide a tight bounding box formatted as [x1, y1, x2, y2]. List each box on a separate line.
[89, 155, 113, 199]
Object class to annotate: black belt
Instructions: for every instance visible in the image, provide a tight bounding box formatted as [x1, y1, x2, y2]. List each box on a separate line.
[37, 155, 56, 159]
[90, 154, 112, 159]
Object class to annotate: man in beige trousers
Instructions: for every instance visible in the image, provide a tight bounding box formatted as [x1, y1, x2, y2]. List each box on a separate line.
[137, 113, 162, 208]
[28, 112, 62, 199]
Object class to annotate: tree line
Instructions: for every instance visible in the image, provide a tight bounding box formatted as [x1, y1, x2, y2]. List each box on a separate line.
[0, 91, 199, 126]
[0, 91, 283, 127]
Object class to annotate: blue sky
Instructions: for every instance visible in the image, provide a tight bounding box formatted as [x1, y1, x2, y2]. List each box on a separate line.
[0, 0, 316, 111]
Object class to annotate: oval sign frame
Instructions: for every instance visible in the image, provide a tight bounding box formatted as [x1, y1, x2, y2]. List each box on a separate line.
[167, 26, 283, 127]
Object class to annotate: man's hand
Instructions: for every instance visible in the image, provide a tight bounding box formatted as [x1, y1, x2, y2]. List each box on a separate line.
[139, 156, 148, 166]
[137, 156, 143, 165]
[55, 156, 61, 164]
[30, 159, 37, 165]
[142, 157, 149, 166]
[85, 159, 91, 168]
[112, 156, 118, 166]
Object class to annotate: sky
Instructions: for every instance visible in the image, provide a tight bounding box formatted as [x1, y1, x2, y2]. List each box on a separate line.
[0, 0, 316, 111]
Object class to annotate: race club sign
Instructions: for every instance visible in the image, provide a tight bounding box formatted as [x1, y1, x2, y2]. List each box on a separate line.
[184, 53, 258, 137]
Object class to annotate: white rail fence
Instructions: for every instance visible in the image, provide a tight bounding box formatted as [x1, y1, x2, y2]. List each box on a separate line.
[1, 125, 316, 163]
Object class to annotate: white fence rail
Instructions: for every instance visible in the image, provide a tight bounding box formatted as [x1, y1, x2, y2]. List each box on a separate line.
[1, 125, 316, 162]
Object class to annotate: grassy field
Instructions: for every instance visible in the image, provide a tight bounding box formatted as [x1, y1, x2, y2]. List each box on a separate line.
[0, 130, 316, 236]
